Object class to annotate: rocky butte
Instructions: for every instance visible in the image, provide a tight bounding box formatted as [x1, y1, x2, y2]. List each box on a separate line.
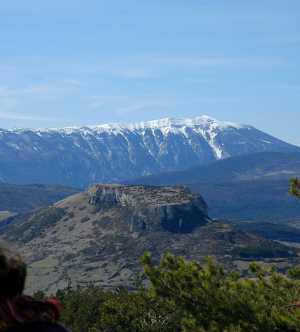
[87, 185, 210, 233]
[0, 185, 296, 294]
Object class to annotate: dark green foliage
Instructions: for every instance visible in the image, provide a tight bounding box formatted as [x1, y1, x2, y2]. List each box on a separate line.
[289, 266, 300, 279]
[57, 286, 109, 332]
[142, 253, 300, 332]
[95, 290, 177, 332]
[55, 255, 300, 332]
[289, 177, 300, 199]
[57, 286, 178, 332]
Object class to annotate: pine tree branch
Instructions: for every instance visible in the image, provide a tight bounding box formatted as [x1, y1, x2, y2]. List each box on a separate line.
[289, 177, 300, 198]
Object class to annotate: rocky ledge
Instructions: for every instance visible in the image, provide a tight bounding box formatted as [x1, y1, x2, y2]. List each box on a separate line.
[88, 184, 210, 233]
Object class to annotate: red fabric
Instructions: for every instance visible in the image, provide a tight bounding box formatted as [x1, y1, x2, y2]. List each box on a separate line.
[45, 299, 63, 321]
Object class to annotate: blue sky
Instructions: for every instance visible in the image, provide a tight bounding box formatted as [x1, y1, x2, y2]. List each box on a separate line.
[0, 1, 299, 144]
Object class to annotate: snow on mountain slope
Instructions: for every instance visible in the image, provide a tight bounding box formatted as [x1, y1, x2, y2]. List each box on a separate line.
[0, 115, 298, 187]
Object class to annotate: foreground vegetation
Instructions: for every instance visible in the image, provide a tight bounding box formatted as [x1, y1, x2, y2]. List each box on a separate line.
[36, 253, 300, 332]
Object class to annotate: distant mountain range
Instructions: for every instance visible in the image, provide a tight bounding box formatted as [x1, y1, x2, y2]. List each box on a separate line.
[127, 152, 300, 222]
[0, 116, 299, 187]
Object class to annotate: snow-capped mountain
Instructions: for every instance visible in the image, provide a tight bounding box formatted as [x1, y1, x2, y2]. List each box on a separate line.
[0, 115, 298, 187]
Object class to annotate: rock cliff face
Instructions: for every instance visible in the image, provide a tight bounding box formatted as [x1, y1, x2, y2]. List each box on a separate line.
[87, 185, 209, 233]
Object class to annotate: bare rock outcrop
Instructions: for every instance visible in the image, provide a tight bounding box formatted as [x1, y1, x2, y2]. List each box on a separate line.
[88, 185, 210, 233]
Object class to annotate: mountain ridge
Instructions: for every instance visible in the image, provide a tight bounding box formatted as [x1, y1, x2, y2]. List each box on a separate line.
[0, 116, 299, 187]
[3, 115, 247, 133]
